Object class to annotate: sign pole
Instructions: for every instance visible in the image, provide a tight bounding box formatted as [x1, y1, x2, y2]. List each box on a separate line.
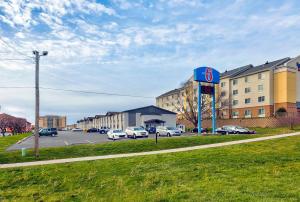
[198, 82, 201, 135]
[212, 86, 216, 134]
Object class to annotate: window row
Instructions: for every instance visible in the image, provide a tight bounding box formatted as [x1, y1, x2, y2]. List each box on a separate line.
[221, 73, 265, 88]
[232, 96, 265, 106]
[232, 108, 265, 118]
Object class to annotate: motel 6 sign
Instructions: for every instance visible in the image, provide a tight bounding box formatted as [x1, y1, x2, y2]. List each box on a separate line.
[194, 67, 220, 84]
[194, 67, 220, 135]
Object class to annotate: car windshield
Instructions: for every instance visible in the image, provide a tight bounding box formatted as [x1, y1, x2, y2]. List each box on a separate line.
[113, 130, 122, 133]
[133, 127, 144, 131]
[166, 127, 177, 130]
[235, 126, 244, 129]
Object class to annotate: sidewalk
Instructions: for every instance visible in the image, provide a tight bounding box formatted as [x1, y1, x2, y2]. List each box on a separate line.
[1, 132, 299, 169]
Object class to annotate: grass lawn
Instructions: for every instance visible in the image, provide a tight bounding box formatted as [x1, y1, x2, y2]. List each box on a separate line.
[0, 135, 299, 201]
[0, 126, 300, 164]
[0, 133, 31, 152]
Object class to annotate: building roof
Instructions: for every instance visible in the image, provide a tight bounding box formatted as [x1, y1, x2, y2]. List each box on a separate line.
[156, 87, 184, 99]
[123, 105, 176, 115]
[220, 64, 253, 78]
[232, 57, 291, 78]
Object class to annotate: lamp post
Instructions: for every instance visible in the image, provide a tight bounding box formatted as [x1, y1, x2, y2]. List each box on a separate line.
[33, 50, 48, 158]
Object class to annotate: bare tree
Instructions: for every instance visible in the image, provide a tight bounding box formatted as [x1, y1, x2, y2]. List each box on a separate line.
[0, 114, 14, 136]
[176, 81, 228, 128]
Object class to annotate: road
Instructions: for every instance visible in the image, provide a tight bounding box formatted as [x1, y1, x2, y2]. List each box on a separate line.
[6, 131, 173, 151]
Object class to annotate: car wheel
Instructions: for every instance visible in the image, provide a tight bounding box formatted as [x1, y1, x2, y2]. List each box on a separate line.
[133, 134, 136, 139]
[226, 131, 229, 135]
[52, 133, 55, 137]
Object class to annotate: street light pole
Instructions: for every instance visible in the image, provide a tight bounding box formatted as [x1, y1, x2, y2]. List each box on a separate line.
[33, 50, 48, 158]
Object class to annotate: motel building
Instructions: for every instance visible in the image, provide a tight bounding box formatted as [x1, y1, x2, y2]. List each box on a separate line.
[76, 106, 176, 131]
[156, 55, 300, 119]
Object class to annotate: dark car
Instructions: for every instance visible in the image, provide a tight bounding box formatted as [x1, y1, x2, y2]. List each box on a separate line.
[192, 128, 207, 133]
[39, 128, 58, 137]
[87, 128, 98, 133]
[99, 126, 110, 134]
[146, 127, 156, 134]
[216, 125, 256, 135]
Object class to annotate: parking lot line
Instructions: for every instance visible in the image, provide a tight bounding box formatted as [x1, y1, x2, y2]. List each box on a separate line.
[86, 140, 95, 144]
[64, 141, 69, 146]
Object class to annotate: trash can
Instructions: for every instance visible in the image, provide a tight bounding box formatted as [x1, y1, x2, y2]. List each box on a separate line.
[21, 148, 26, 157]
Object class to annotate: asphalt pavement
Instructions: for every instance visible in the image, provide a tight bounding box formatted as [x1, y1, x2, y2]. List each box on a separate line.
[6, 131, 172, 151]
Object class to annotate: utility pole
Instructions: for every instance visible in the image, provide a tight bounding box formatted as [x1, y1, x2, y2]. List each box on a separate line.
[33, 50, 48, 158]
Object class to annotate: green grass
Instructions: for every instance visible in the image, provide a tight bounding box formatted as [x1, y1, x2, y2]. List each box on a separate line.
[0, 133, 31, 152]
[0, 135, 299, 201]
[1, 126, 300, 164]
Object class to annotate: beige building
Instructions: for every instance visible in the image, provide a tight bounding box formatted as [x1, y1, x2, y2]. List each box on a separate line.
[76, 106, 176, 130]
[157, 55, 300, 119]
[39, 115, 67, 129]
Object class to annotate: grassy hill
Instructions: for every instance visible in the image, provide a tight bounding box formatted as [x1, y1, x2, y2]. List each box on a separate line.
[0, 135, 299, 201]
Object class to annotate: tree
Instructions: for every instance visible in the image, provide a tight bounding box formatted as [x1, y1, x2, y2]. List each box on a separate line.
[176, 81, 228, 128]
[0, 114, 14, 137]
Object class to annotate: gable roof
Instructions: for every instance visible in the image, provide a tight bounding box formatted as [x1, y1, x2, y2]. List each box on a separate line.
[232, 57, 291, 78]
[122, 105, 176, 115]
[156, 87, 184, 99]
[220, 64, 253, 78]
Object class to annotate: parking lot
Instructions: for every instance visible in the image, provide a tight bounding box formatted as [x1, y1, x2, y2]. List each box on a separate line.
[7, 131, 183, 151]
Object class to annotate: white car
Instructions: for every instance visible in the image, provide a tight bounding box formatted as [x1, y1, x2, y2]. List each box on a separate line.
[72, 128, 83, 132]
[107, 129, 126, 140]
[156, 126, 182, 137]
[125, 127, 148, 139]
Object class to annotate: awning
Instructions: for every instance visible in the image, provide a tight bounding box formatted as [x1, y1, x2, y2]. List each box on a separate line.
[144, 119, 165, 124]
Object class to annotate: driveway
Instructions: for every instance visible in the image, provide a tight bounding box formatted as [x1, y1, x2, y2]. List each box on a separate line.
[6, 131, 175, 151]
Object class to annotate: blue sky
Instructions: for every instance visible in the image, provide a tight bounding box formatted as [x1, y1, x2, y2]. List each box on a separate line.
[0, 0, 300, 124]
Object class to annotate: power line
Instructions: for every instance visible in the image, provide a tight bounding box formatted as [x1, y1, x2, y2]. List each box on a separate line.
[0, 58, 33, 61]
[0, 36, 33, 59]
[0, 86, 155, 99]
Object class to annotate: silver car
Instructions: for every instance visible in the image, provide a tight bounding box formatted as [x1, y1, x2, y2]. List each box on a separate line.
[156, 126, 182, 137]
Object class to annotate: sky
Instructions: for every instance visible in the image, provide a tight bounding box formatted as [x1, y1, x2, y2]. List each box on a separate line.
[0, 0, 300, 124]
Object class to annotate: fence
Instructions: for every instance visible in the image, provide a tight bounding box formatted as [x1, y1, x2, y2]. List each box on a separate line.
[177, 112, 300, 129]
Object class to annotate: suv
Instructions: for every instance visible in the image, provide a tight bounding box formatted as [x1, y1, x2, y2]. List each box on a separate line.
[99, 127, 110, 134]
[125, 127, 148, 139]
[39, 128, 58, 137]
[156, 126, 181, 137]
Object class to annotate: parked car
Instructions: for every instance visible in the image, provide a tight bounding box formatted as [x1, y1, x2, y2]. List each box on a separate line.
[192, 128, 207, 133]
[125, 127, 148, 139]
[39, 128, 57, 137]
[146, 126, 156, 134]
[216, 125, 256, 135]
[72, 128, 83, 132]
[107, 129, 126, 140]
[99, 126, 110, 134]
[156, 126, 182, 137]
[87, 128, 98, 133]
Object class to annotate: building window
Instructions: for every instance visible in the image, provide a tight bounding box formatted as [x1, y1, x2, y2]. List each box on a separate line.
[245, 98, 251, 104]
[245, 76, 249, 83]
[232, 111, 239, 118]
[221, 82, 226, 87]
[244, 110, 251, 118]
[258, 108, 265, 117]
[233, 79, 238, 85]
[221, 91, 226, 97]
[258, 84, 263, 92]
[232, 100, 238, 106]
[233, 90, 238, 95]
[258, 73, 264, 80]
[245, 87, 251, 93]
[258, 96, 265, 102]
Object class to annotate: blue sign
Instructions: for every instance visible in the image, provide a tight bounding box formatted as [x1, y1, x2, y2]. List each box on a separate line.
[194, 67, 220, 84]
